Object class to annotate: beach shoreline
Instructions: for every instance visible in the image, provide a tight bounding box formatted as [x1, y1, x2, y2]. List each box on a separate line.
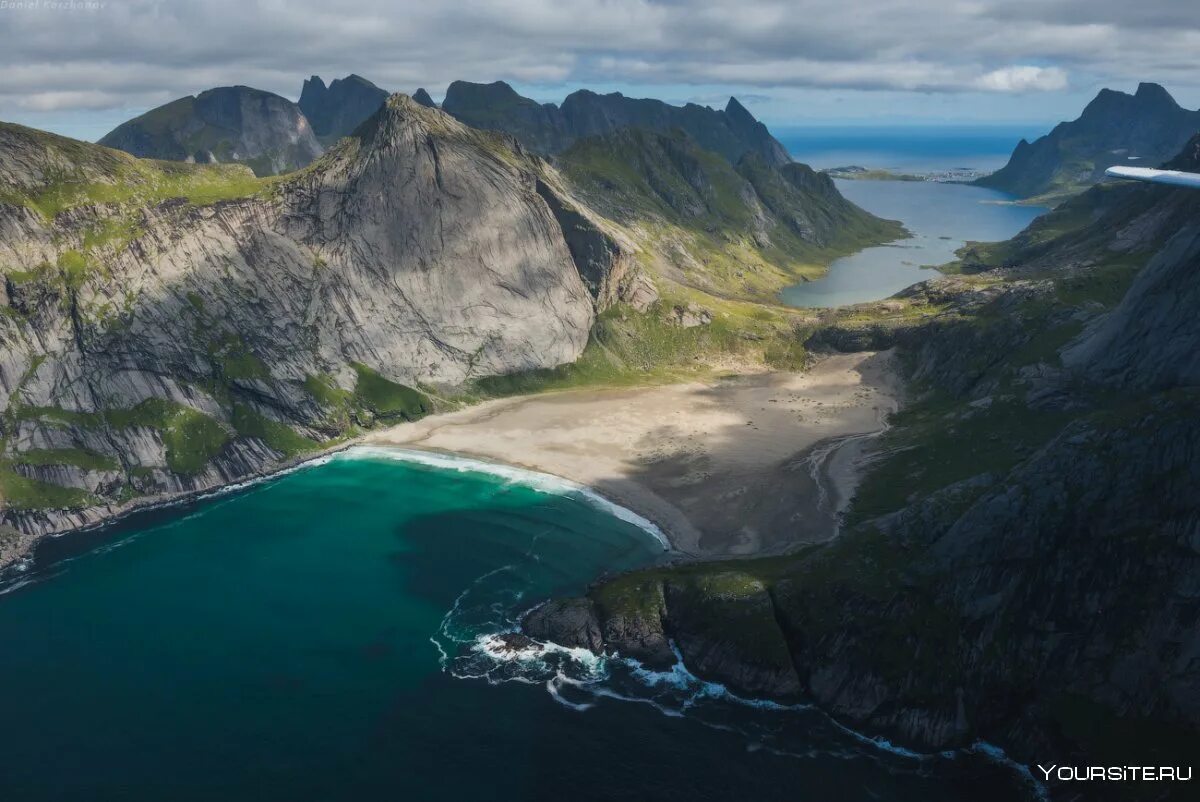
[1, 351, 899, 572]
[366, 350, 900, 557]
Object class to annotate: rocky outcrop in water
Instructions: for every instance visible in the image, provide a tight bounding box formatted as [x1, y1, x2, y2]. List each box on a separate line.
[99, 86, 324, 176]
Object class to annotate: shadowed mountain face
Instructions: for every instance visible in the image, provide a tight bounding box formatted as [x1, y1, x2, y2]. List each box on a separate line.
[440, 80, 791, 166]
[976, 82, 1200, 201]
[298, 74, 390, 142]
[528, 133, 1200, 800]
[98, 86, 324, 176]
[412, 88, 437, 109]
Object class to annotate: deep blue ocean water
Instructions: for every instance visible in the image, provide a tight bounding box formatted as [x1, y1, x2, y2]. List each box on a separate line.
[0, 448, 1039, 801]
[776, 125, 1046, 173]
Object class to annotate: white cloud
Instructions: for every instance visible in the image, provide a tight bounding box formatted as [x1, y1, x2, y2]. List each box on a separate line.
[974, 66, 1069, 92]
[0, 0, 1197, 119]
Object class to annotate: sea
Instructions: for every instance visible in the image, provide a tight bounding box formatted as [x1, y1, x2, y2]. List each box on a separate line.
[0, 448, 1039, 801]
[776, 125, 1049, 307]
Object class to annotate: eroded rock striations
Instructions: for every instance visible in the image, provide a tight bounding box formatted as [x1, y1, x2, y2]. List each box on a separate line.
[0, 96, 639, 543]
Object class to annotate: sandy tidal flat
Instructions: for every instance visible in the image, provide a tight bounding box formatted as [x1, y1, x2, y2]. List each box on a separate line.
[367, 351, 899, 557]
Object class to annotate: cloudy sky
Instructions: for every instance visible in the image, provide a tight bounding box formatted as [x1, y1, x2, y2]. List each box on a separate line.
[2, 0, 1199, 141]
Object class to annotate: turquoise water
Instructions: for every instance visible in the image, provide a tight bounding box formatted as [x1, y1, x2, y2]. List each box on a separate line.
[780, 179, 1046, 308]
[0, 448, 1035, 801]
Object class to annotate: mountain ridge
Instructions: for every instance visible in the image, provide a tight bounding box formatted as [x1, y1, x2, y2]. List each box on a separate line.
[298, 74, 390, 142]
[0, 92, 900, 552]
[0, 96, 618, 535]
[99, 85, 324, 176]
[441, 80, 792, 167]
[976, 82, 1200, 201]
[525, 132, 1200, 800]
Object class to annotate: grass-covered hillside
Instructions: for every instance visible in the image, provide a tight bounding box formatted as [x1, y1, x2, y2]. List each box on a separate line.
[528, 163, 1200, 799]
[557, 127, 904, 301]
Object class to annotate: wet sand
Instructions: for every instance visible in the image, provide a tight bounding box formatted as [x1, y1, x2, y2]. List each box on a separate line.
[366, 351, 899, 557]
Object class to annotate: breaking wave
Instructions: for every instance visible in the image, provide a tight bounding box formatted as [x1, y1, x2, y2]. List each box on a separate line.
[340, 446, 670, 550]
[430, 555, 1047, 801]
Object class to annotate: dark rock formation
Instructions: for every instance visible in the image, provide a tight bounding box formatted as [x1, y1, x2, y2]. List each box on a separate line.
[99, 86, 324, 176]
[527, 131, 1200, 796]
[298, 74, 390, 141]
[411, 88, 437, 109]
[441, 80, 572, 154]
[976, 83, 1200, 200]
[440, 80, 791, 167]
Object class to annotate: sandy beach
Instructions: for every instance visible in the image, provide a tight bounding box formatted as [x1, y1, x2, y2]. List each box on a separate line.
[366, 351, 899, 557]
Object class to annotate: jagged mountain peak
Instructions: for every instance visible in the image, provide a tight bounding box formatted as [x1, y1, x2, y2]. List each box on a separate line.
[412, 88, 437, 108]
[297, 74, 390, 140]
[977, 81, 1200, 200]
[724, 96, 756, 124]
[352, 92, 471, 143]
[1134, 81, 1179, 106]
[441, 80, 792, 167]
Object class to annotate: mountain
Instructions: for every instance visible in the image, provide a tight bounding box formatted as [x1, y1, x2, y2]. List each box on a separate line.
[440, 80, 791, 166]
[412, 88, 437, 109]
[556, 126, 903, 298]
[526, 135, 1200, 799]
[0, 96, 634, 535]
[976, 82, 1200, 201]
[441, 80, 571, 154]
[0, 90, 901, 565]
[298, 74, 390, 142]
[98, 86, 324, 176]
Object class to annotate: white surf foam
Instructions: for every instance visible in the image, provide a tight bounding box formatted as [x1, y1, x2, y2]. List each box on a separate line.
[340, 446, 670, 550]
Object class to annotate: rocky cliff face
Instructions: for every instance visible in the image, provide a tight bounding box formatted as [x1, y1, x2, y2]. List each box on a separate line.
[441, 80, 791, 167]
[99, 86, 325, 176]
[298, 74, 390, 142]
[0, 97, 639, 541]
[526, 135, 1200, 798]
[976, 83, 1200, 201]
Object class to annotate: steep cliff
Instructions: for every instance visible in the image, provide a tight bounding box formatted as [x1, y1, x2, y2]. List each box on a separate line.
[0, 97, 630, 539]
[976, 83, 1200, 202]
[526, 135, 1200, 799]
[99, 86, 324, 176]
[298, 74, 390, 142]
